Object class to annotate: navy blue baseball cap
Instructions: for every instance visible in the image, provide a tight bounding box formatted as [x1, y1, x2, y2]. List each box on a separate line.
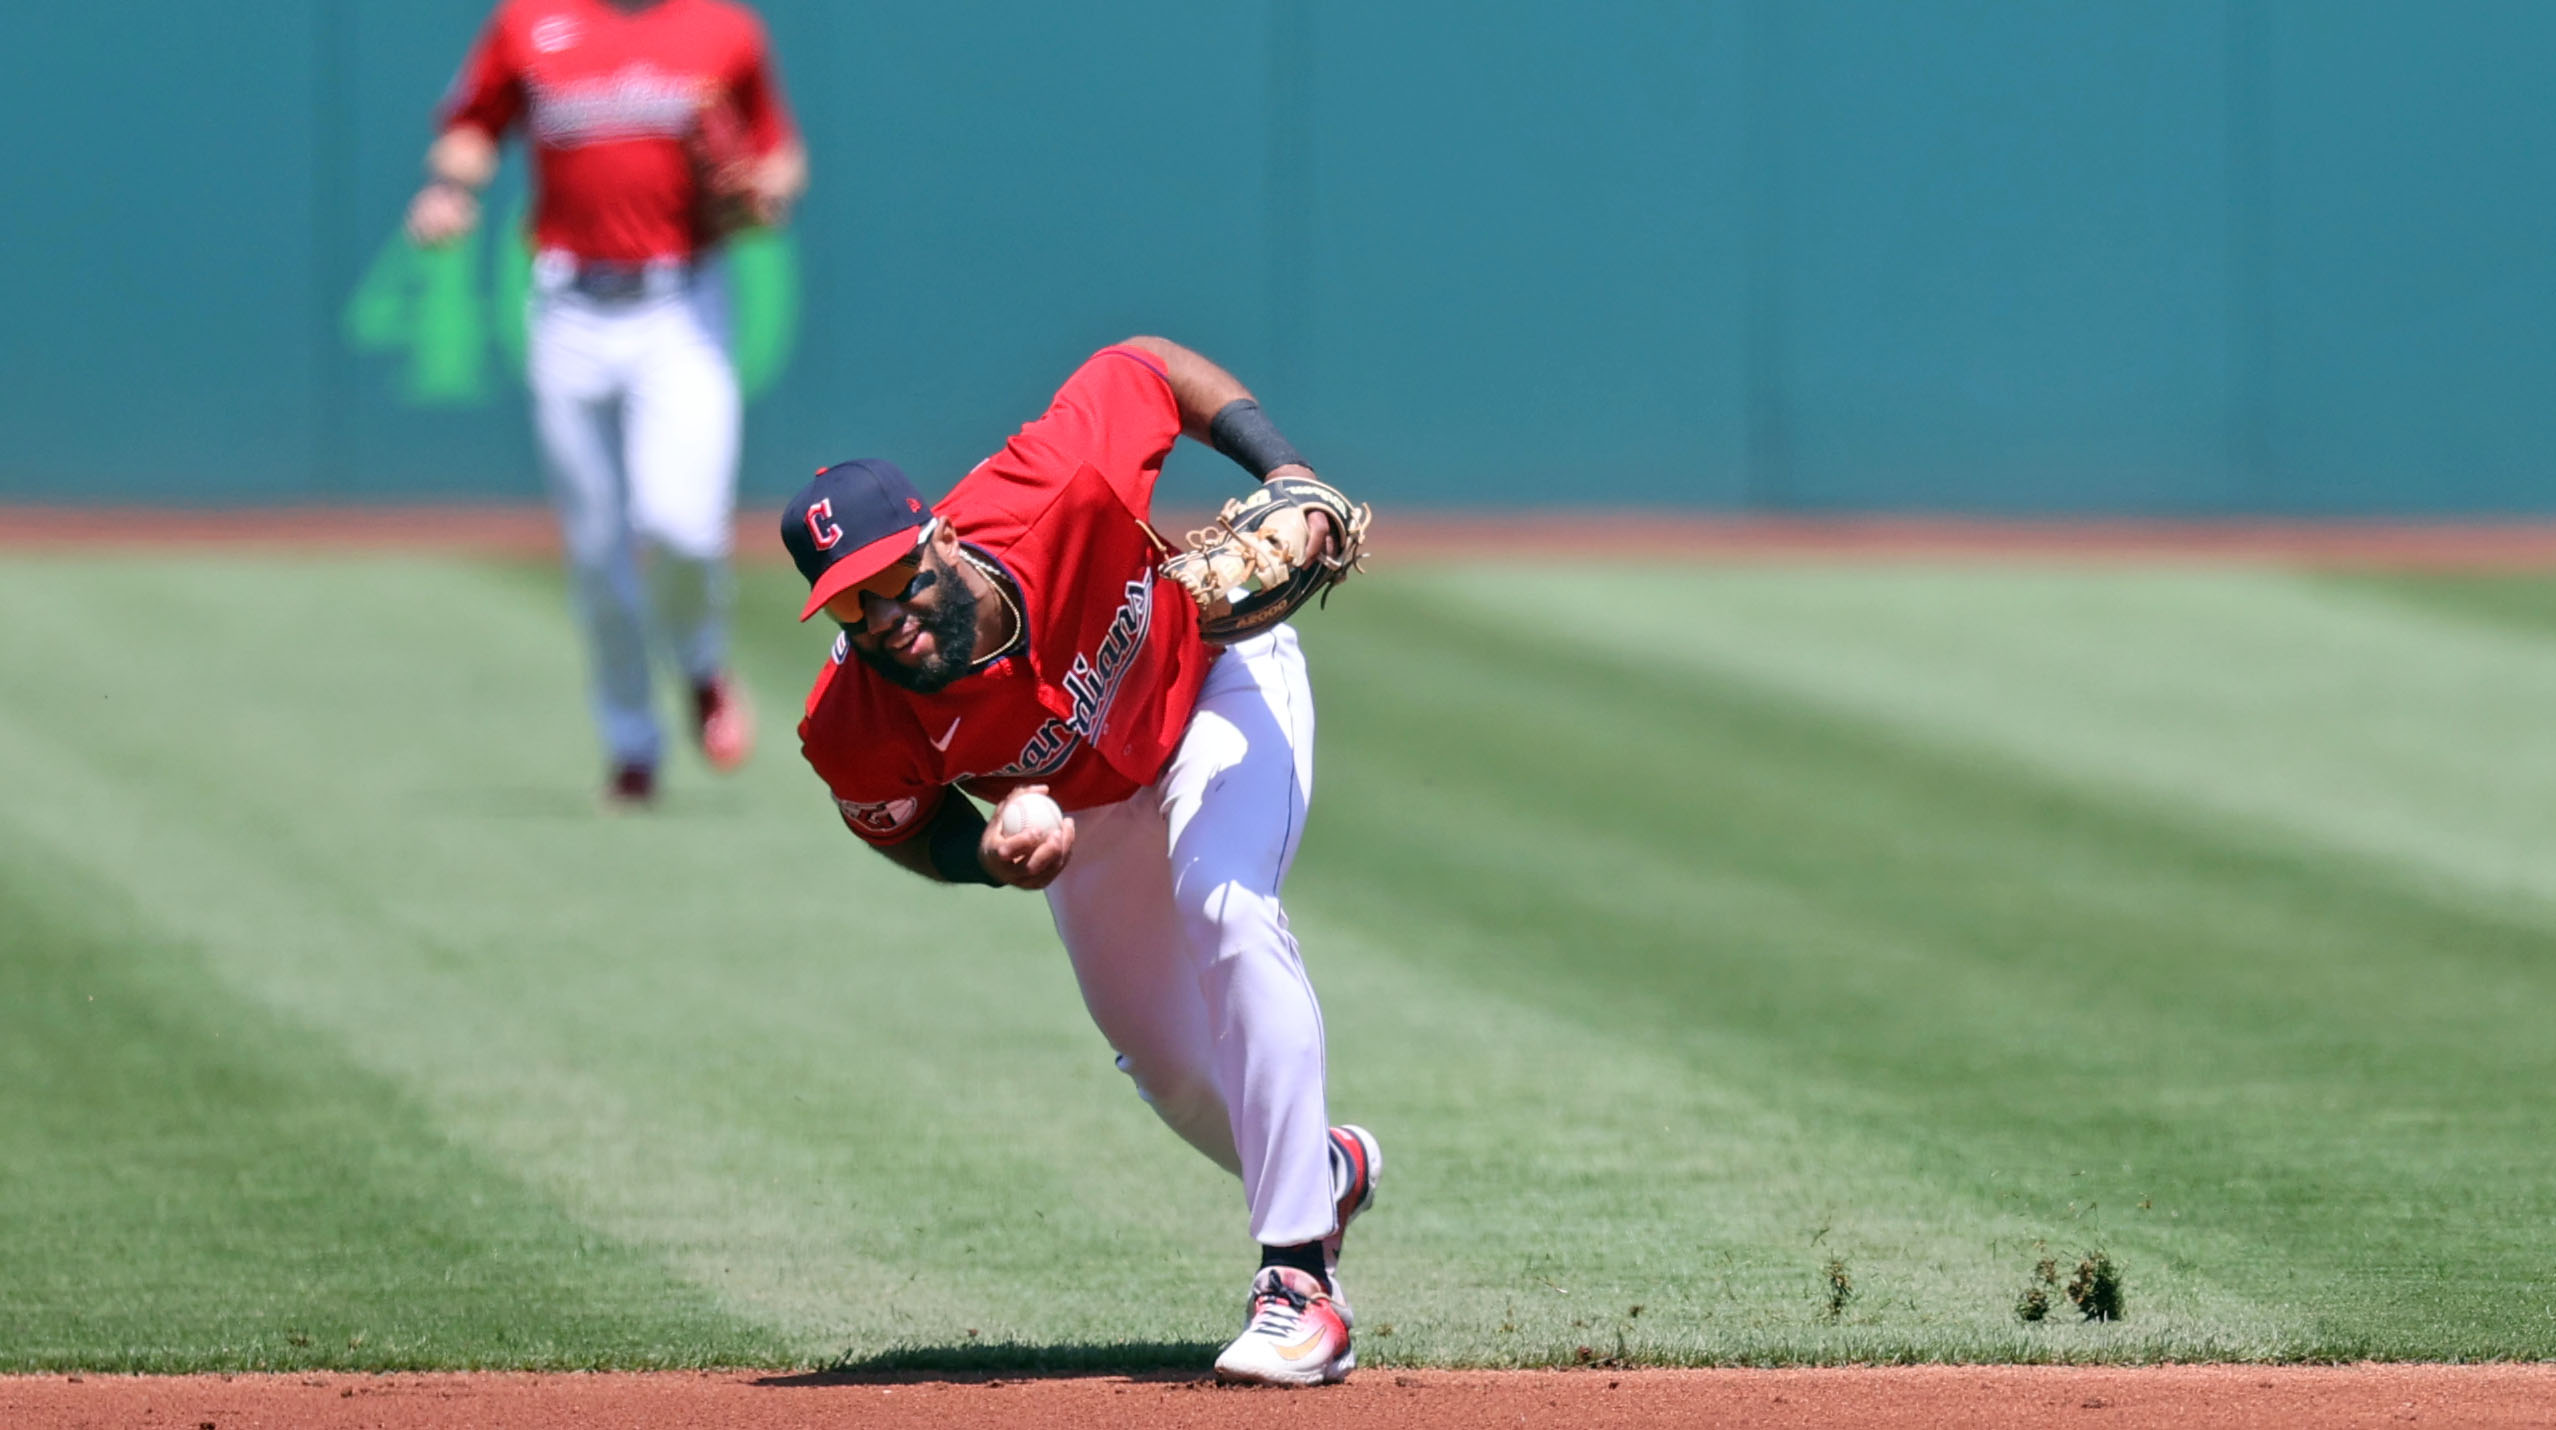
[781, 459, 934, 621]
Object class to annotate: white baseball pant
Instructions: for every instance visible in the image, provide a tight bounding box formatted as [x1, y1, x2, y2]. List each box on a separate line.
[526, 254, 741, 769]
[1042, 625, 1338, 1249]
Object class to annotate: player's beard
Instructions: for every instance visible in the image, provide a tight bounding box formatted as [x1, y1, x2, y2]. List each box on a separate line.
[856, 555, 982, 695]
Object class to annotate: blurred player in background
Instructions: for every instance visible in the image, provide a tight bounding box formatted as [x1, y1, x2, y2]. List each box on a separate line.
[407, 0, 807, 806]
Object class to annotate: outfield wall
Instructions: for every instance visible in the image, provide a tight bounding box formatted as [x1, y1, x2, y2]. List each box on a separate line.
[5, 1, 2552, 513]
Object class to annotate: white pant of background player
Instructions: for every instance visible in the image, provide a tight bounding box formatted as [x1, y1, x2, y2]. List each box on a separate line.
[526, 251, 740, 770]
[1045, 625, 1339, 1248]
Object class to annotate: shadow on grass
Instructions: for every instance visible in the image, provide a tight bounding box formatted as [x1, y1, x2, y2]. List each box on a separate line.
[756, 1341, 1227, 1385]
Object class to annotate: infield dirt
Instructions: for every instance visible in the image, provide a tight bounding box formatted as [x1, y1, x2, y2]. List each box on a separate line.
[10, 1365, 2556, 1429]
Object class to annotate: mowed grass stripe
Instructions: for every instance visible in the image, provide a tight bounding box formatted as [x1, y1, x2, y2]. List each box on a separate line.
[1301, 596, 2313, 1359]
[1302, 911, 2301, 1364]
[2323, 569, 2556, 646]
[1295, 570, 2556, 1358]
[0, 834, 773, 1372]
[1444, 566, 2556, 910]
[0, 557, 1346, 1362]
[3, 554, 2552, 1366]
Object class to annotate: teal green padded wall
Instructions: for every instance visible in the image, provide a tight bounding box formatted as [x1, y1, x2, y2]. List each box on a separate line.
[9, 4, 331, 496]
[2254, 0, 2556, 510]
[1753, 1, 2238, 510]
[1293, 4, 1752, 507]
[3, 1, 2552, 512]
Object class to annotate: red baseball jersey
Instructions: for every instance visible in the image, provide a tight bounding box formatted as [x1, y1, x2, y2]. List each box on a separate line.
[438, 0, 796, 262]
[798, 347, 1220, 845]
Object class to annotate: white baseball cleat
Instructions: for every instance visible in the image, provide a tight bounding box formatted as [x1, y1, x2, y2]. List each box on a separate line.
[1213, 1266, 1355, 1387]
[1324, 1124, 1382, 1325]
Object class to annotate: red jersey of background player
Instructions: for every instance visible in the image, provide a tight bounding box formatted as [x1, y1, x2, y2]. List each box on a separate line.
[799, 348, 1220, 844]
[438, 0, 796, 262]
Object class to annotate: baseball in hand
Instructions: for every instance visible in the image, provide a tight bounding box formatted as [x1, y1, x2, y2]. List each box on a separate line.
[999, 790, 1065, 836]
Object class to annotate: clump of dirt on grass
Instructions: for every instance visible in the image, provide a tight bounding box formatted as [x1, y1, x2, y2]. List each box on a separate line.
[2015, 1252, 2061, 1322]
[2065, 1250, 2124, 1322]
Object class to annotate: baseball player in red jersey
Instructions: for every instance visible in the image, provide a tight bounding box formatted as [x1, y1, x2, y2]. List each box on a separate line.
[783, 339, 1380, 1386]
[406, 0, 807, 805]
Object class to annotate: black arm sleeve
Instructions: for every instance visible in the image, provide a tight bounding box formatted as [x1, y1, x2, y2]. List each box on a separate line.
[1208, 398, 1309, 481]
[922, 793, 1002, 887]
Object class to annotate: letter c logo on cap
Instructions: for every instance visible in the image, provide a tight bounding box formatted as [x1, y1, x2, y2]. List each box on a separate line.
[806, 498, 843, 551]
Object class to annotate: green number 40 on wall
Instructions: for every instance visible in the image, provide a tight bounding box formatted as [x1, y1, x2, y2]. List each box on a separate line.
[341, 204, 800, 407]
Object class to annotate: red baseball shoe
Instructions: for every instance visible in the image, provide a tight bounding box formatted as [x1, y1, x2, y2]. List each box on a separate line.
[1324, 1124, 1382, 1324]
[604, 761, 657, 810]
[692, 673, 755, 773]
[1213, 1266, 1354, 1387]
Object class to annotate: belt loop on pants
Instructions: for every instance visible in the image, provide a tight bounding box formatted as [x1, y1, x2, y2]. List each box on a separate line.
[534, 250, 694, 303]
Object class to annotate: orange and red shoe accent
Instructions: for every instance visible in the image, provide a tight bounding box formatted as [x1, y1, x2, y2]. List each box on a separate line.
[693, 673, 755, 773]
[1212, 1266, 1355, 1386]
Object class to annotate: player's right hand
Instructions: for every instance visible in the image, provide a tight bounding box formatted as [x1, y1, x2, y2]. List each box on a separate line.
[980, 799, 1075, 890]
[406, 182, 480, 247]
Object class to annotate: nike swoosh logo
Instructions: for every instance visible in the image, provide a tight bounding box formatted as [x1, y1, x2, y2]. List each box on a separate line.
[929, 717, 962, 751]
[1274, 1328, 1330, 1362]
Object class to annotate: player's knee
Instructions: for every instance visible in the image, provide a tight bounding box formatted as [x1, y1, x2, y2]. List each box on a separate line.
[1139, 1068, 1223, 1123]
[551, 507, 624, 566]
[1181, 879, 1287, 960]
[562, 539, 628, 589]
[632, 513, 729, 564]
[1120, 1057, 1236, 1160]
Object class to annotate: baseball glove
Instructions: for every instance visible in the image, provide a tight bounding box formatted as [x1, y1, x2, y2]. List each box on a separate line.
[1162, 474, 1373, 644]
[687, 95, 760, 242]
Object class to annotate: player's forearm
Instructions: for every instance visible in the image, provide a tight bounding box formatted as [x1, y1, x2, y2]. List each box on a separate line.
[1118, 337, 1256, 444]
[426, 126, 500, 191]
[407, 127, 499, 247]
[871, 792, 1000, 886]
[755, 139, 809, 210]
[1118, 337, 1314, 482]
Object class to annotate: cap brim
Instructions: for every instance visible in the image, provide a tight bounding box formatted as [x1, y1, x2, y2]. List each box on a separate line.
[798, 525, 927, 621]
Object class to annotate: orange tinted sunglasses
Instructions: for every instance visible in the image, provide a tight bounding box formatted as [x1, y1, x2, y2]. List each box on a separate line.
[842, 521, 938, 602]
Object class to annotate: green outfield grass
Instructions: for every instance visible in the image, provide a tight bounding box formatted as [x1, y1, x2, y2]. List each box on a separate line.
[2, 554, 2552, 1371]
